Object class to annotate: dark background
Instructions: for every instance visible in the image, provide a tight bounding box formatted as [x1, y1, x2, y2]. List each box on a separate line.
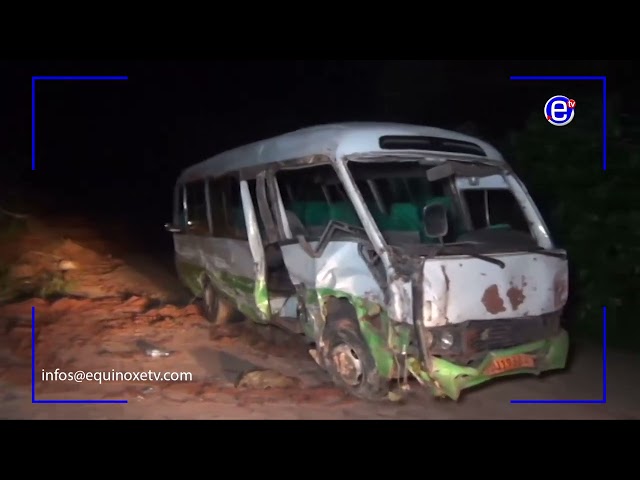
[1, 60, 637, 347]
[2, 61, 634, 225]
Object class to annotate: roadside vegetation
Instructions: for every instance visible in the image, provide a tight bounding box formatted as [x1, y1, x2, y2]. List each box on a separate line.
[0, 208, 73, 303]
[504, 94, 639, 351]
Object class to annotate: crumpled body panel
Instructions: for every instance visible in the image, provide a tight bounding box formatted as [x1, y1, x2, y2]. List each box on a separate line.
[422, 251, 568, 326]
[280, 240, 384, 303]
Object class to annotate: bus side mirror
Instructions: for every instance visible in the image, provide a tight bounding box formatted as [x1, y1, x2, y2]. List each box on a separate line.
[423, 203, 449, 239]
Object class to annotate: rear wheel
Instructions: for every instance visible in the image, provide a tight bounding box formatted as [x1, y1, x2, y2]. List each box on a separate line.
[322, 314, 388, 402]
[201, 283, 236, 326]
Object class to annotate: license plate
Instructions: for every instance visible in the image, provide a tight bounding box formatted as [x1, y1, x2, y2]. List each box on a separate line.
[484, 354, 535, 375]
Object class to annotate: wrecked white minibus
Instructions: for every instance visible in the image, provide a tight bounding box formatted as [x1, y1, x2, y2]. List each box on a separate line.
[166, 122, 569, 401]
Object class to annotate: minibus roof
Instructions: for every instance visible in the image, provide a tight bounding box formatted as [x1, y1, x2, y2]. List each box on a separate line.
[177, 122, 506, 184]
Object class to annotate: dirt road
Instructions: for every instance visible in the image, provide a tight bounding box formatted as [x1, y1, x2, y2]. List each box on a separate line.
[0, 217, 637, 420]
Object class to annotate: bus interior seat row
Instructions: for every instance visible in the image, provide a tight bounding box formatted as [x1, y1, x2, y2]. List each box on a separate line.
[283, 196, 460, 244]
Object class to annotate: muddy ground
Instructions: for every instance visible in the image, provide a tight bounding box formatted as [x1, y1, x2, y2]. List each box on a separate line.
[0, 215, 638, 420]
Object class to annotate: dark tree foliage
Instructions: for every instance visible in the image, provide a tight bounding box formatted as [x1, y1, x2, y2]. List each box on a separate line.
[505, 95, 639, 351]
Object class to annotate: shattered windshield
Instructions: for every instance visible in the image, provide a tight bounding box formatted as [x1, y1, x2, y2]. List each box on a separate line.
[346, 160, 536, 249]
[274, 160, 536, 252]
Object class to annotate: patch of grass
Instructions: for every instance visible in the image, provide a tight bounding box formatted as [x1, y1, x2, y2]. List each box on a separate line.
[38, 272, 74, 299]
[1, 205, 72, 303]
[0, 266, 75, 303]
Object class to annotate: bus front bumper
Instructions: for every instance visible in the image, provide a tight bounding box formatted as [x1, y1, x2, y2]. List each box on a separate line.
[406, 329, 569, 401]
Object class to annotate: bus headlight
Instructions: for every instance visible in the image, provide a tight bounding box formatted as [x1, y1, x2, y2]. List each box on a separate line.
[440, 331, 454, 349]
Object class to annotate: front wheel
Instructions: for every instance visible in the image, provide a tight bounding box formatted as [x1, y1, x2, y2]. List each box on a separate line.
[322, 317, 388, 401]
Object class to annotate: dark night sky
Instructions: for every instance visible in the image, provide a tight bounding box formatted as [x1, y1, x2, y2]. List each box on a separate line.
[1, 60, 636, 249]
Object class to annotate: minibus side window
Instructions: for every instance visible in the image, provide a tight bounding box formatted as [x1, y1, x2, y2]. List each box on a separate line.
[185, 180, 210, 235]
[209, 175, 248, 240]
[209, 178, 227, 238]
[209, 176, 232, 238]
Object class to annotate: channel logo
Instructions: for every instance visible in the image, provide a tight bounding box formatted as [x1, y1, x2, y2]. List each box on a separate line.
[544, 95, 576, 127]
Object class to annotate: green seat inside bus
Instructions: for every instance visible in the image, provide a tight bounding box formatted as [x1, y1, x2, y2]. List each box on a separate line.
[287, 196, 482, 243]
[300, 202, 331, 227]
[329, 203, 360, 225]
[387, 203, 423, 232]
[369, 197, 461, 243]
[290, 201, 361, 230]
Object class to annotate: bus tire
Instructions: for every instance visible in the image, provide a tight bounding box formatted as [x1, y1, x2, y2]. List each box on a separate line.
[322, 313, 388, 402]
[202, 283, 235, 326]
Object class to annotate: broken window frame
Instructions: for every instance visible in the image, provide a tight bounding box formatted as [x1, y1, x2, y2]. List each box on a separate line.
[460, 187, 533, 236]
[261, 157, 360, 243]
